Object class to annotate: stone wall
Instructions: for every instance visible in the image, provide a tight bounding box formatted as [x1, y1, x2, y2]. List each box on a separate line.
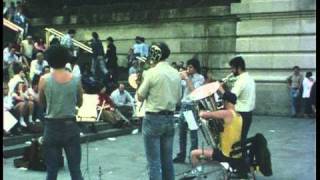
[230, 0, 316, 116]
[28, 0, 316, 116]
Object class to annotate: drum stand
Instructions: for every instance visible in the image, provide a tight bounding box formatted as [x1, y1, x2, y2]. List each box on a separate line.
[99, 166, 103, 180]
[82, 133, 91, 180]
[81, 101, 106, 180]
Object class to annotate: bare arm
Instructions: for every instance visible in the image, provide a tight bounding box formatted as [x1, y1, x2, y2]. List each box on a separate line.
[38, 76, 46, 108]
[199, 110, 233, 124]
[181, 71, 195, 91]
[76, 82, 84, 107]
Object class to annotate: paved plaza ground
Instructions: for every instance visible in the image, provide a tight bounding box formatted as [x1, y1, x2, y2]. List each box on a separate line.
[3, 115, 316, 180]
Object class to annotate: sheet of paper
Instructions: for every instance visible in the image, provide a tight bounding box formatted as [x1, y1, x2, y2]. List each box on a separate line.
[77, 94, 99, 122]
[3, 110, 18, 132]
[183, 110, 199, 130]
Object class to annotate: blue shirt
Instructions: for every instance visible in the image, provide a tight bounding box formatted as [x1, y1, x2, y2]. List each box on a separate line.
[181, 73, 205, 104]
[60, 34, 73, 49]
[110, 89, 134, 107]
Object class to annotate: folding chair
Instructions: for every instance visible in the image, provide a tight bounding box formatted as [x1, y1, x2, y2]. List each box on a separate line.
[222, 136, 258, 180]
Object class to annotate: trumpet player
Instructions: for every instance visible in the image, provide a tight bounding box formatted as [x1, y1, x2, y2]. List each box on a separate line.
[173, 58, 205, 163]
[228, 56, 255, 149]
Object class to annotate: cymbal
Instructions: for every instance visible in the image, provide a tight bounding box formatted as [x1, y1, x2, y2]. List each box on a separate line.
[128, 73, 138, 89]
[188, 81, 220, 101]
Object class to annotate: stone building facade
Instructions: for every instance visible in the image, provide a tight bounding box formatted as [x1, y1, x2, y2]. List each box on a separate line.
[29, 0, 316, 116]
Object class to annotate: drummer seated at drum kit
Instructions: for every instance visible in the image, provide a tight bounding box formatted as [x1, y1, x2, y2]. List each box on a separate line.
[185, 86, 248, 178]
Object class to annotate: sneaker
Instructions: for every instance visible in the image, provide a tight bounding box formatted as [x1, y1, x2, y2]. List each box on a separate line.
[35, 119, 41, 123]
[173, 154, 185, 163]
[182, 168, 201, 179]
[20, 120, 27, 127]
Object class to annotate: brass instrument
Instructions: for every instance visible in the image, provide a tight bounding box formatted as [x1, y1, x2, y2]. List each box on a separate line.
[221, 73, 238, 91]
[129, 43, 166, 117]
[128, 44, 165, 89]
[189, 82, 224, 149]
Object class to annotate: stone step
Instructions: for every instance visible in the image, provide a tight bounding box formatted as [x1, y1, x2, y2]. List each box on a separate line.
[3, 127, 136, 158]
[3, 122, 114, 147]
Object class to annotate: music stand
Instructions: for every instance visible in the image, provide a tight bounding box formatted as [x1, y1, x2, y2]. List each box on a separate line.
[3, 110, 18, 133]
[76, 94, 105, 180]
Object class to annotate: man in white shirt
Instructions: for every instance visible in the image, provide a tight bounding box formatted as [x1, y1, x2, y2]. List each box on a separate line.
[110, 83, 135, 118]
[4, 47, 19, 67]
[228, 56, 256, 146]
[29, 52, 48, 81]
[61, 29, 76, 57]
[21, 35, 35, 61]
[301, 72, 314, 117]
[65, 57, 81, 77]
[8, 64, 29, 97]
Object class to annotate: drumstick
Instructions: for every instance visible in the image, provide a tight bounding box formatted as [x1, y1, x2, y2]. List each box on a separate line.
[96, 100, 106, 122]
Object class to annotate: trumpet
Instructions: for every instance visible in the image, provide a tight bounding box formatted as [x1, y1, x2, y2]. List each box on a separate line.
[221, 73, 234, 83]
[220, 73, 238, 91]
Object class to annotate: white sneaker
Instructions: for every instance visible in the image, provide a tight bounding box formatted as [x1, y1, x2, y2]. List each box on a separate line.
[35, 119, 41, 122]
[80, 132, 84, 136]
[183, 168, 201, 178]
[131, 129, 139, 135]
[20, 120, 27, 127]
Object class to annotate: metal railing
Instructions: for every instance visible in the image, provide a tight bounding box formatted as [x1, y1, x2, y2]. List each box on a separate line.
[45, 28, 93, 54]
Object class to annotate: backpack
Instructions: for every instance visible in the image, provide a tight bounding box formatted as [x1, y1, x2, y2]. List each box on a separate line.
[14, 138, 46, 171]
[252, 133, 272, 176]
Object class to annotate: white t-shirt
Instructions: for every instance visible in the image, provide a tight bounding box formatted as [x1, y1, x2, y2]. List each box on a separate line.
[231, 72, 256, 112]
[21, 40, 34, 58]
[30, 59, 49, 80]
[65, 63, 81, 77]
[302, 78, 314, 98]
[3, 96, 14, 111]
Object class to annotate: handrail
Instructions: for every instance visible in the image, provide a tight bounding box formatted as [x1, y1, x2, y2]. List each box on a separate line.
[47, 28, 92, 53]
[3, 18, 24, 36]
[44, 28, 93, 54]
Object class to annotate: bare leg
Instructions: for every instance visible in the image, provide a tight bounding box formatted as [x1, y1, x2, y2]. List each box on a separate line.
[28, 101, 34, 115]
[191, 149, 213, 167]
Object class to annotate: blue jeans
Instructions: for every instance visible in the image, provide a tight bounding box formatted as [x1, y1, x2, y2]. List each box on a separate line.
[290, 88, 299, 115]
[43, 118, 83, 180]
[143, 114, 175, 180]
[177, 103, 198, 159]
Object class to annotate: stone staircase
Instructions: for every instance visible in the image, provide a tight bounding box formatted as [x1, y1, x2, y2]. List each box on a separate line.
[3, 122, 137, 158]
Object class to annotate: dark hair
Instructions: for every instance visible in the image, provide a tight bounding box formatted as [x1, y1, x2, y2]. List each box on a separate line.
[229, 56, 246, 71]
[50, 38, 60, 46]
[158, 42, 170, 60]
[12, 62, 23, 75]
[222, 91, 237, 105]
[92, 32, 99, 39]
[141, 37, 145, 42]
[187, 58, 201, 73]
[14, 81, 24, 92]
[69, 56, 77, 65]
[46, 45, 70, 69]
[306, 72, 312, 78]
[32, 75, 40, 86]
[293, 66, 300, 70]
[107, 36, 114, 42]
[68, 29, 76, 34]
